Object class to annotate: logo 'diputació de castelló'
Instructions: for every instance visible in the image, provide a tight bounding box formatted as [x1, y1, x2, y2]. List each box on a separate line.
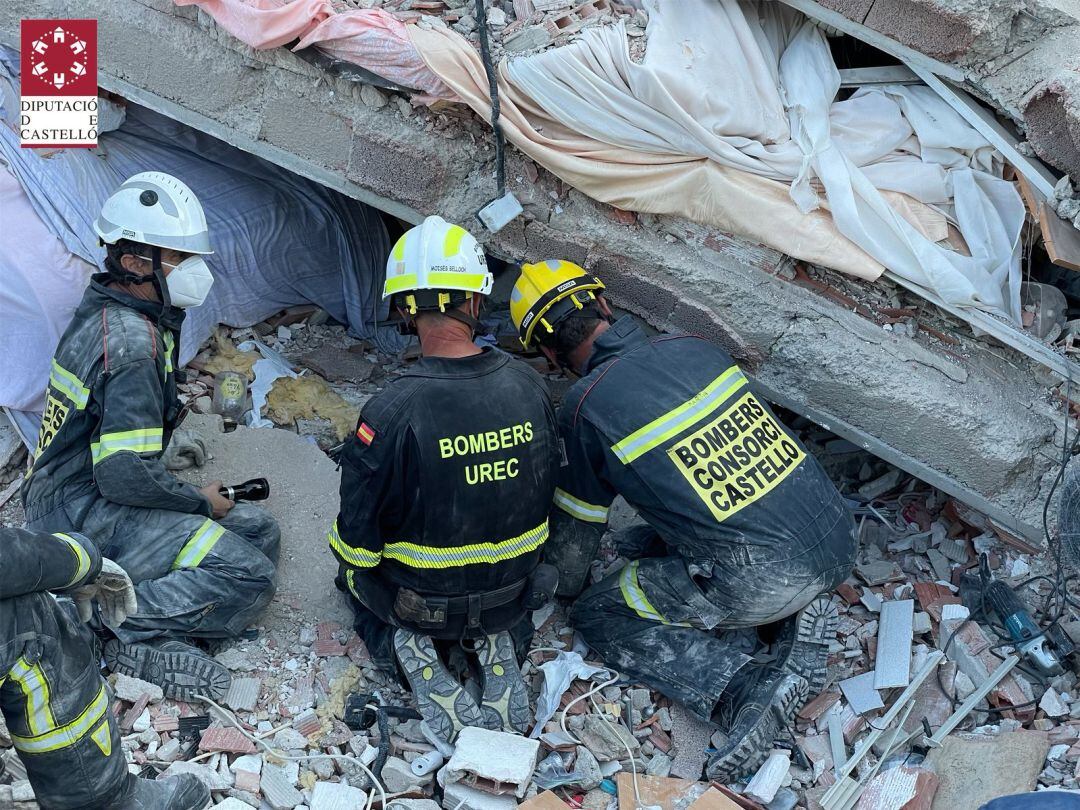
[20, 19, 98, 148]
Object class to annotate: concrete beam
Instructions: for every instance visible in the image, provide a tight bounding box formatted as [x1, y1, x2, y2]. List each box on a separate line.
[0, 0, 1065, 539]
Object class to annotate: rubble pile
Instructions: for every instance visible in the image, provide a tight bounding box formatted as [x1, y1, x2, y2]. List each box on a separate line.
[338, 0, 646, 60]
[4, 311, 1080, 810]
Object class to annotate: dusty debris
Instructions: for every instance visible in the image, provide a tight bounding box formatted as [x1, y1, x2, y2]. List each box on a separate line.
[925, 731, 1050, 807]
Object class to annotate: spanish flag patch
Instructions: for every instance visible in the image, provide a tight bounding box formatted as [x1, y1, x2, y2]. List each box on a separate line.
[356, 422, 375, 445]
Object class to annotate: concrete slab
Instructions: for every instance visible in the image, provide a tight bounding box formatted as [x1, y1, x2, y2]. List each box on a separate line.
[178, 414, 352, 629]
[925, 731, 1049, 808]
[0, 0, 1068, 541]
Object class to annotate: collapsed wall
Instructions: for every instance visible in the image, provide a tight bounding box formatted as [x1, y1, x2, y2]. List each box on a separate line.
[808, 0, 1080, 179]
[0, 0, 1067, 540]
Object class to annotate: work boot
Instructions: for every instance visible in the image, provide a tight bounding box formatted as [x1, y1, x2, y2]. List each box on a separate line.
[771, 595, 838, 697]
[706, 667, 808, 783]
[104, 638, 231, 702]
[394, 629, 486, 744]
[108, 773, 209, 809]
[476, 631, 531, 733]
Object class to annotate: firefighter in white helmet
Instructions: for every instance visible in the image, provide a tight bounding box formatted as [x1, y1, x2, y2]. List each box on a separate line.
[327, 216, 561, 743]
[22, 172, 280, 703]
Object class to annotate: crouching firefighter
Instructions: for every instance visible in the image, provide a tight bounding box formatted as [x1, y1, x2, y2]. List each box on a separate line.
[0, 526, 209, 809]
[329, 216, 560, 743]
[22, 172, 280, 701]
[510, 261, 857, 780]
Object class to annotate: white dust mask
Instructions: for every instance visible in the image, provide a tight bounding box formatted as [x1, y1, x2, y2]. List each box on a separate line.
[162, 256, 214, 308]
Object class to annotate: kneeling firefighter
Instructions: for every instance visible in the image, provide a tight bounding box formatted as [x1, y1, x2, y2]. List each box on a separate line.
[510, 260, 857, 780]
[328, 216, 561, 742]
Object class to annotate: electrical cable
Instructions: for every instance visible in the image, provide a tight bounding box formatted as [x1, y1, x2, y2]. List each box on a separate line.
[557, 671, 644, 808]
[473, 0, 506, 198]
[195, 694, 388, 810]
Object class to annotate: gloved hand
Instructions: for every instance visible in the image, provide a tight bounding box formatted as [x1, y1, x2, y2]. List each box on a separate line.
[164, 429, 208, 471]
[71, 559, 138, 628]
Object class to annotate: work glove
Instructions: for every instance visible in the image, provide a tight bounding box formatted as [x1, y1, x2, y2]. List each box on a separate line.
[71, 558, 138, 629]
[164, 429, 208, 471]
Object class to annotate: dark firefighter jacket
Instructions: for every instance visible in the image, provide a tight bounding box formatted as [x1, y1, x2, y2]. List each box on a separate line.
[0, 527, 101, 670]
[551, 317, 852, 577]
[329, 347, 560, 636]
[22, 275, 211, 529]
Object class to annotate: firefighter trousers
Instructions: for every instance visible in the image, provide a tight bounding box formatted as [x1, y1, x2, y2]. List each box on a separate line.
[30, 498, 280, 644]
[1, 592, 127, 809]
[571, 505, 855, 720]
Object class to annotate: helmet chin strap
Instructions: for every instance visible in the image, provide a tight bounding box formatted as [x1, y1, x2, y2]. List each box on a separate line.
[148, 247, 174, 315]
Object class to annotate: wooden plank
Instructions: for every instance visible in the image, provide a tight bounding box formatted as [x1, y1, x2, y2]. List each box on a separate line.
[928, 655, 1020, 745]
[0, 477, 21, 510]
[1040, 201, 1080, 272]
[827, 709, 846, 777]
[909, 66, 1058, 199]
[875, 599, 915, 689]
[839, 66, 920, 88]
[776, 0, 966, 81]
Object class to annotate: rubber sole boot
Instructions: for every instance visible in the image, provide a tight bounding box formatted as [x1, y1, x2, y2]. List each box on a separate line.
[476, 631, 531, 733]
[393, 629, 485, 744]
[706, 671, 808, 783]
[108, 773, 210, 809]
[104, 639, 231, 703]
[774, 596, 838, 697]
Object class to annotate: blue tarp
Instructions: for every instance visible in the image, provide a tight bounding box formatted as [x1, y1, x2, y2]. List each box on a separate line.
[1, 44, 404, 399]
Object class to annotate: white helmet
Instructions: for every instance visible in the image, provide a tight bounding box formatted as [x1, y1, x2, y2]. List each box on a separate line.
[94, 171, 213, 255]
[384, 215, 492, 308]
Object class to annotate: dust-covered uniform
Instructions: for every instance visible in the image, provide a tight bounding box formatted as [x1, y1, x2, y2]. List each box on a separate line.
[0, 527, 131, 809]
[551, 317, 856, 719]
[329, 348, 560, 663]
[22, 276, 279, 643]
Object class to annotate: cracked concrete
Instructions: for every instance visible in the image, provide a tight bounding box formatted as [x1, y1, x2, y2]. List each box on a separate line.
[0, 0, 1067, 539]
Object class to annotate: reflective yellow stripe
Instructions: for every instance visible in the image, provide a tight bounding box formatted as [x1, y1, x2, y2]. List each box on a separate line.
[385, 273, 419, 295]
[163, 331, 175, 375]
[611, 366, 746, 465]
[91, 428, 164, 465]
[172, 519, 226, 569]
[11, 684, 108, 754]
[443, 225, 467, 258]
[49, 360, 89, 409]
[53, 533, 91, 587]
[618, 562, 689, 626]
[553, 488, 609, 524]
[383, 521, 548, 569]
[392, 234, 407, 261]
[346, 569, 362, 601]
[426, 271, 486, 291]
[328, 521, 381, 569]
[8, 658, 56, 736]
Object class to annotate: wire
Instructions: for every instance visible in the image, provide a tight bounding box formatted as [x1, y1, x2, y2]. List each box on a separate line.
[557, 671, 644, 808]
[195, 694, 388, 810]
[473, 0, 506, 198]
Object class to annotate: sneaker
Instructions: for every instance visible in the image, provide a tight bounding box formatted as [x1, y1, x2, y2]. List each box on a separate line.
[107, 773, 209, 809]
[706, 667, 808, 783]
[772, 595, 838, 697]
[104, 638, 231, 702]
[393, 629, 486, 743]
[476, 631, 531, 733]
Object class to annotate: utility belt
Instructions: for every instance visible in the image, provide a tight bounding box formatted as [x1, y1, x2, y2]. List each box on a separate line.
[356, 564, 560, 639]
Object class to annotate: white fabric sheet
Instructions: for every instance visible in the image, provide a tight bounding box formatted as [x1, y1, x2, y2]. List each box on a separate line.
[505, 0, 1022, 321]
[0, 171, 96, 412]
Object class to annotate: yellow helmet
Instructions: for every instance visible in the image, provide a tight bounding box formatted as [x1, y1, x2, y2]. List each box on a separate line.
[511, 260, 605, 349]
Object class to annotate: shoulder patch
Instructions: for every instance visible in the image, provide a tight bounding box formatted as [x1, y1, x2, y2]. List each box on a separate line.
[356, 422, 375, 445]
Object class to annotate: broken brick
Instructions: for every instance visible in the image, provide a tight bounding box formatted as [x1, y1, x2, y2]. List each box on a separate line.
[797, 691, 841, 723]
[198, 725, 256, 755]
